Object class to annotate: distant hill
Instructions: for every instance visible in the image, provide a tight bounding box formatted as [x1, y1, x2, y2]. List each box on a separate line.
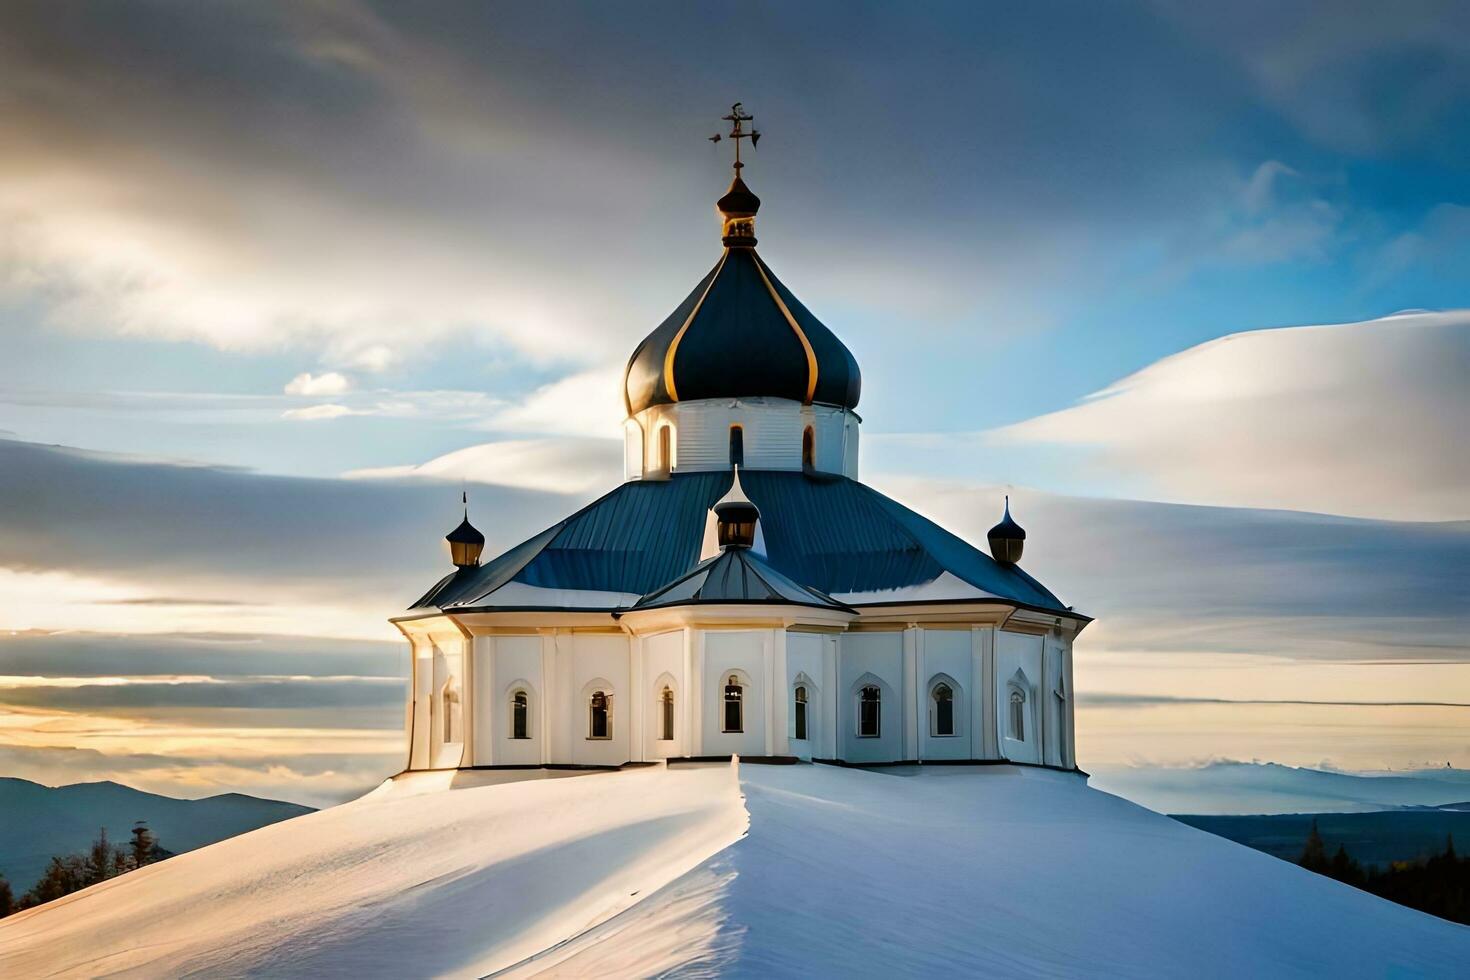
[0, 778, 313, 894]
[1092, 761, 1470, 815]
[1173, 809, 1470, 869]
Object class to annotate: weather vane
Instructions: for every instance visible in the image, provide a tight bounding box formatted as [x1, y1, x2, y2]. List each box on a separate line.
[708, 102, 761, 172]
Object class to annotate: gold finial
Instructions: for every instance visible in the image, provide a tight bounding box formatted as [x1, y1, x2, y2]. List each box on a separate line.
[710, 102, 762, 247]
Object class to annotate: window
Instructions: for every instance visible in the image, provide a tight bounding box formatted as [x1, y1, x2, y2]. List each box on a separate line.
[511, 690, 529, 740]
[657, 425, 672, 472]
[442, 683, 459, 743]
[932, 683, 955, 737]
[589, 690, 611, 740]
[659, 686, 675, 741]
[859, 685, 881, 738]
[794, 685, 808, 741]
[723, 676, 744, 733]
[802, 426, 815, 468]
[729, 425, 744, 466]
[1009, 689, 1026, 741]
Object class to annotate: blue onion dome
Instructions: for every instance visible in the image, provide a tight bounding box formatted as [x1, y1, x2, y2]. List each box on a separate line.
[987, 496, 1026, 565]
[623, 175, 862, 416]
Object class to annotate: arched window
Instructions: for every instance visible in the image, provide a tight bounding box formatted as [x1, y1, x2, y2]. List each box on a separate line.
[1009, 689, 1026, 741]
[802, 426, 815, 468]
[728, 425, 744, 466]
[859, 685, 881, 738]
[442, 682, 459, 743]
[511, 690, 529, 740]
[657, 425, 673, 473]
[723, 675, 744, 733]
[659, 686, 675, 741]
[932, 683, 955, 737]
[589, 690, 612, 740]
[794, 685, 808, 741]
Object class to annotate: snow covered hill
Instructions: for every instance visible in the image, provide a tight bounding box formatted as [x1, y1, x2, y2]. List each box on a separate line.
[2, 763, 1466, 978]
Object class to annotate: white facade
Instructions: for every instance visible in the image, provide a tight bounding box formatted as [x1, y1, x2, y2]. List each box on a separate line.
[398, 609, 1080, 772]
[626, 396, 860, 479]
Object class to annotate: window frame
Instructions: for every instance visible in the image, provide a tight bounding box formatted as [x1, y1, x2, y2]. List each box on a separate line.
[1008, 688, 1026, 742]
[722, 675, 744, 733]
[728, 424, 744, 467]
[510, 689, 530, 740]
[659, 685, 675, 741]
[931, 682, 956, 737]
[794, 684, 808, 741]
[857, 684, 881, 738]
[588, 690, 613, 740]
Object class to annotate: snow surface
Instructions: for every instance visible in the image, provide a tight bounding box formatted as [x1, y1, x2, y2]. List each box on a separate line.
[4, 762, 1468, 978]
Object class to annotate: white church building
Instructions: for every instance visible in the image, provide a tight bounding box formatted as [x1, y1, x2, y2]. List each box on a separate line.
[393, 110, 1089, 775]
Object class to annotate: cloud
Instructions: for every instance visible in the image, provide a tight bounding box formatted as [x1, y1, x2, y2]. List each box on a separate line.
[480, 366, 629, 439]
[284, 371, 351, 396]
[347, 437, 623, 494]
[990, 311, 1470, 520]
[282, 403, 356, 421]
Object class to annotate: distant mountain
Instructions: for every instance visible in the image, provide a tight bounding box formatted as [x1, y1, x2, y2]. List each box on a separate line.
[1090, 761, 1470, 815]
[1174, 810, 1470, 869]
[0, 778, 313, 895]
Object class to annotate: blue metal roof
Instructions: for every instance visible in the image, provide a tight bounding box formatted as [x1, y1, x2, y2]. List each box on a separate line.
[411, 471, 1071, 614]
[632, 546, 851, 612]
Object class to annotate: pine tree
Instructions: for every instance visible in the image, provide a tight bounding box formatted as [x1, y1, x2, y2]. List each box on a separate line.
[129, 821, 158, 869]
[0, 873, 14, 918]
[1298, 819, 1329, 873]
[84, 827, 115, 885]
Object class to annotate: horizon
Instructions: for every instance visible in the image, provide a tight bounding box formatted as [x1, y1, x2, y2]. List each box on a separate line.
[1, 1, 1467, 811]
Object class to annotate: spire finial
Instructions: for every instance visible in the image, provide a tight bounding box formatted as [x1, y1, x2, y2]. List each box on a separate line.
[709, 102, 760, 174]
[711, 103, 763, 247]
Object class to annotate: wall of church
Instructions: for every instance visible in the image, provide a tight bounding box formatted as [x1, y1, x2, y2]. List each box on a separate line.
[642, 629, 686, 760]
[565, 633, 631, 767]
[837, 631, 904, 763]
[701, 629, 768, 757]
[470, 635, 543, 767]
[785, 630, 831, 761]
[629, 397, 859, 478]
[919, 629, 974, 760]
[995, 630, 1044, 766]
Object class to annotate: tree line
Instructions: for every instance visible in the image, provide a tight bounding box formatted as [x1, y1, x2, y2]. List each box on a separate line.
[0, 821, 165, 918]
[1298, 819, 1469, 925]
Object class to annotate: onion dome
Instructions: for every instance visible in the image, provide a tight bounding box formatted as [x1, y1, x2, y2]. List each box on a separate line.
[987, 496, 1026, 565]
[623, 176, 861, 416]
[713, 466, 760, 549]
[445, 493, 485, 568]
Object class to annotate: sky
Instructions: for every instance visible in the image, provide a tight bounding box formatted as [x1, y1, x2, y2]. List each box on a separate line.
[0, 1, 1467, 807]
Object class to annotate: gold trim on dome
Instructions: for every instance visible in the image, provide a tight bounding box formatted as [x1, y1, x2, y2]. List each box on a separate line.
[664, 249, 730, 402]
[752, 254, 819, 403]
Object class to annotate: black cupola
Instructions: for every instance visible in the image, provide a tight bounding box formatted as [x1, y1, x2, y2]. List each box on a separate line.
[714, 467, 760, 549]
[987, 496, 1026, 565]
[446, 493, 485, 568]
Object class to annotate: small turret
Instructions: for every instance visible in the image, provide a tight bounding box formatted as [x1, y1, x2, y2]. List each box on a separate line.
[445, 492, 485, 568]
[714, 466, 760, 549]
[987, 496, 1026, 565]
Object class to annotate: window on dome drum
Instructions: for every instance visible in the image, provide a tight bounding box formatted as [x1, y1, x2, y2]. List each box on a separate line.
[723, 676, 744, 733]
[659, 686, 675, 741]
[729, 425, 744, 466]
[932, 683, 955, 737]
[589, 690, 611, 740]
[1009, 689, 1026, 741]
[858, 685, 881, 738]
[511, 690, 529, 740]
[657, 425, 672, 472]
[794, 685, 808, 741]
[802, 426, 815, 468]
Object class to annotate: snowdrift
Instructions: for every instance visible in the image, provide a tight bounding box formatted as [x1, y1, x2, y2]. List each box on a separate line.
[3, 762, 1467, 978]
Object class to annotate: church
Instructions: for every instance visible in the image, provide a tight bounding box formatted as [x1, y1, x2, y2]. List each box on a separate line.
[392, 106, 1089, 774]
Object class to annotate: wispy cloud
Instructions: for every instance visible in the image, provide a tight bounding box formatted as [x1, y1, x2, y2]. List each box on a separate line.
[989, 311, 1470, 520]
